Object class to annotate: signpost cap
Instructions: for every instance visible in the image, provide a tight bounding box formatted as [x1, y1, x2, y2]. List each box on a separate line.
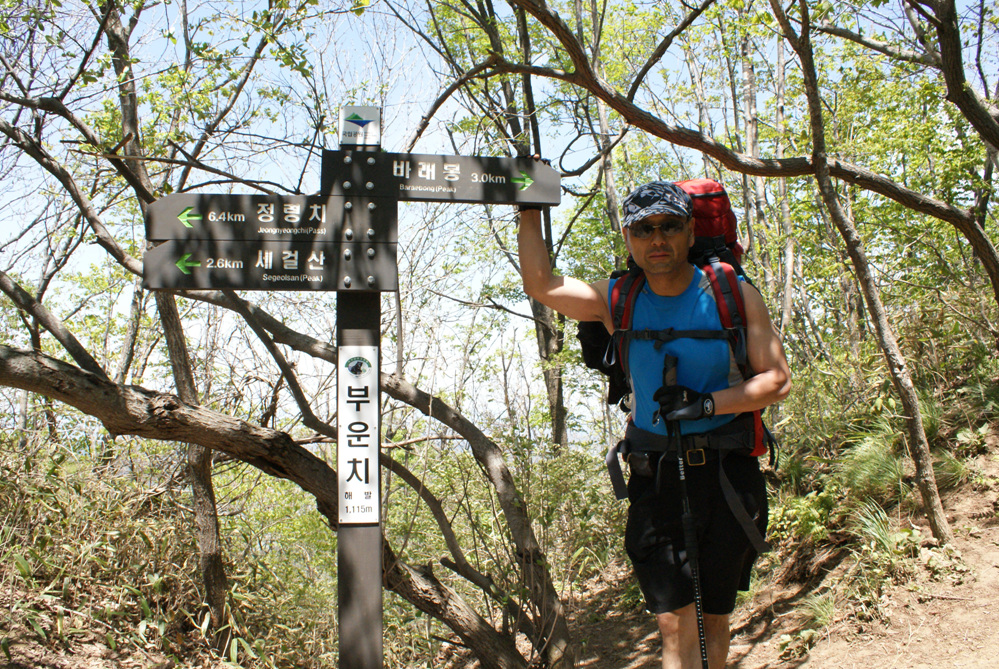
[339, 106, 381, 148]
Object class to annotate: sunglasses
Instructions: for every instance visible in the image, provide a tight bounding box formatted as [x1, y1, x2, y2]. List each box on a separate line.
[628, 218, 688, 239]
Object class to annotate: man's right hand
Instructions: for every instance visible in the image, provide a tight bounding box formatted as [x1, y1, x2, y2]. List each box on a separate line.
[652, 385, 715, 422]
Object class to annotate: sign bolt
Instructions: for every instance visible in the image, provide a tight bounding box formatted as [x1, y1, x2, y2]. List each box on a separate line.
[344, 155, 352, 164]
[367, 276, 376, 287]
[367, 248, 376, 258]
[344, 249, 353, 261]
[366, 228, 376, 239]
[344, 181, 352, 189]
[343, 276, 352, 288]
[367, 202, 376, 211]
[367, 157, 376, 165]
[345, 229, 354, 240]
[344, 201, 353, 210]
[365, 182, 374, 190]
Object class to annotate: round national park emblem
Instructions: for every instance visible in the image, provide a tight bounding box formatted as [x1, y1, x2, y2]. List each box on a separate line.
[345, 356, 372, 378]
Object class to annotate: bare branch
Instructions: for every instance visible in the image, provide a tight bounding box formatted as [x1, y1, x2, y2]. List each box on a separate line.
[905, 0, 999, 149]
[815, 20, 939, 66]
[0, 93, 157, 203]
[0, 269, 110, 381]
[0, 118, 144, 275]
[222, 289, 336, 440]
[627, 0, 716, 101]
[404, 59, 499, 151]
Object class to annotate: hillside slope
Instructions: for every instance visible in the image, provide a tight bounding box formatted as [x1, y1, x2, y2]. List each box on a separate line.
[570, 450, 999, 668]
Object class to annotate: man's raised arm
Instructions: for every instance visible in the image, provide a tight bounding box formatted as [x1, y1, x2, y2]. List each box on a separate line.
[517, 208, 611, 328]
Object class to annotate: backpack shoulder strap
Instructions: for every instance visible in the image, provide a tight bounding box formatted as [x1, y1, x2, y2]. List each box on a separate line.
[701, 259, 775, 458]
[700, 259, 750, 373]
[611, 266, 645, 330]
[606, 267, 645, 385]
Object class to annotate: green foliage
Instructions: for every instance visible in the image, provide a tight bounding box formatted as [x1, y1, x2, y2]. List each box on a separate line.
[850, 500, 919, 561]
[920, 543, 971, 585]
[834, 435, 908, 507]
[954, 424, 991, 458]
[932, 450, 972, 490]
[769, 486, 840, 545]
[802, 591, 836, 629]
[0, 446, 338, 668]
[778, 629, 821, 659]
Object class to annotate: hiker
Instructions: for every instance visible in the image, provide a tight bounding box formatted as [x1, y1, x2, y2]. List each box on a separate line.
[517, 180, 791, 669]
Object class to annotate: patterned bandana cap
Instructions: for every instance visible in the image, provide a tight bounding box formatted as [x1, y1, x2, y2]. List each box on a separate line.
[621, 181, 693, 228]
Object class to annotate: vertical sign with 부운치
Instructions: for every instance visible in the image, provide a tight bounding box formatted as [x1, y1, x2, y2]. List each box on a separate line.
[337, 345, 380, 524]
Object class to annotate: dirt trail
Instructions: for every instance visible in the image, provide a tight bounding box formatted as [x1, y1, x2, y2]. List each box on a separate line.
[571, 457, 999, 668]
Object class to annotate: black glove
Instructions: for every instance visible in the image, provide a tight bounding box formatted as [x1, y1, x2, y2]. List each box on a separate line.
[652, 385, 715, 422]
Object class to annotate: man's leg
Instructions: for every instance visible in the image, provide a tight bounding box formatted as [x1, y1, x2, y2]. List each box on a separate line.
[657, 605, 731, 669]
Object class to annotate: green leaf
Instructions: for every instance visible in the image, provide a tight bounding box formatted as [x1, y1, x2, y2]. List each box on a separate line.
[351, 0, 369, 16]
[239, 637, 258, 659]
[13, 554, 31, 579]
[27, 616, 46, 641]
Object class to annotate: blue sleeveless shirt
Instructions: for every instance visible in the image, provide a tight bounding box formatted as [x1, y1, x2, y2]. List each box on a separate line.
[608, 267, 742, 436]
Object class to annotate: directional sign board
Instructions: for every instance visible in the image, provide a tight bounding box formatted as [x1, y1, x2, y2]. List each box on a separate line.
[144, 194, 398, 291]
[143, 239, 397, 291]
[146, 194, 397, 243]
[321, 150, 561, 206]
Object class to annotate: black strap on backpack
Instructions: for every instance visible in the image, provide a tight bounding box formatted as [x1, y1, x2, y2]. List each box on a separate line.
[576, 263, 643, 410]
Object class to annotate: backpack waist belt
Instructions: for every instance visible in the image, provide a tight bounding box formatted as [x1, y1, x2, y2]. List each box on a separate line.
[605, 416, 771, 553]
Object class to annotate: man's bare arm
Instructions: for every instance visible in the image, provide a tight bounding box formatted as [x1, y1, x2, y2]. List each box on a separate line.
[518, 209, 612, 329]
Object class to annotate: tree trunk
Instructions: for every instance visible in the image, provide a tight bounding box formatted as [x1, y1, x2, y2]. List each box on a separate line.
[739, 10, 776, 294]
[775, 41, 797, 336]
[772, 0, 953, 543]
[154, 292, 230, 646]
[98, 278, 146, 467]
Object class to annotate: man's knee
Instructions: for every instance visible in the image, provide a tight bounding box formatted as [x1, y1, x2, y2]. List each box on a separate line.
[703, 613, 730, 635]
[656, 606, 694, 644]
[657, 609, 730, 648]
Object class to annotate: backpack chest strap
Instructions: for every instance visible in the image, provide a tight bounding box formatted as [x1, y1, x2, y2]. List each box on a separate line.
[626, 328, 732, 345]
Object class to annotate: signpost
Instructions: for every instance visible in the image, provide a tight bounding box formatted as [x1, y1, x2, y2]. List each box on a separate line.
[142, 104, 560, 669]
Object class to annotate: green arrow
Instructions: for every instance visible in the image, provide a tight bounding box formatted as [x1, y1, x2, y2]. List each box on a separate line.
[511, 171, 534, 191]
[177, 207, 202, 228]
[175, 253, 201, 274]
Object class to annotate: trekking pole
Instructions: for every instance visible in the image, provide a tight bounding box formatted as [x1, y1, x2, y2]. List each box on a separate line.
[672, 422, 709, 669]
[661, 355, 710, 669]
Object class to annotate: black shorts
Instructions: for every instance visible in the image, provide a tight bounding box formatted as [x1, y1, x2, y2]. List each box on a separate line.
[624, 452, 768, 615]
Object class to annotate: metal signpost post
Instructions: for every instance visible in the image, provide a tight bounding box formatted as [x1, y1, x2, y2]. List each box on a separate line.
[328, 107, 387, 669]
[143, 105, 559, 669]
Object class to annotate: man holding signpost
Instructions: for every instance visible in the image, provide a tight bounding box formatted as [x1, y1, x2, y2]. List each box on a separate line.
[518, 180, 790, 669]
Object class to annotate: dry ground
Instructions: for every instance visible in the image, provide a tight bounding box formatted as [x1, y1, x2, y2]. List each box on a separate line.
[570, 451, 999, 668]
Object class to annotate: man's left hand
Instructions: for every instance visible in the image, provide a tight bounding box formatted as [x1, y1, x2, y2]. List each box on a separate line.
[652, 385, 715, 421]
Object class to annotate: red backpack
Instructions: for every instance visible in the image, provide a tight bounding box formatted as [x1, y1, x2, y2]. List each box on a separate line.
[677, 177, 746, 272]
